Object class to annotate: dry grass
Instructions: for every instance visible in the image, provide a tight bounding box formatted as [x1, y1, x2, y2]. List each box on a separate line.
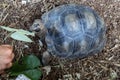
[0, 0, 120, 80]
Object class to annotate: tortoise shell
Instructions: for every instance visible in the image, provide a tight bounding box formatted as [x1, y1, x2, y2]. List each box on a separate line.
[33, 4, 106, 59]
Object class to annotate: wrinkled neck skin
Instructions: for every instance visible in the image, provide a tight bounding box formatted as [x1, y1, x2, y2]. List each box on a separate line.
[37, 28, 47, 40]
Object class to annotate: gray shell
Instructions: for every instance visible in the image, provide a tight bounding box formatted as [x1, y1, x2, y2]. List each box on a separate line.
[41, 4, 106, 59]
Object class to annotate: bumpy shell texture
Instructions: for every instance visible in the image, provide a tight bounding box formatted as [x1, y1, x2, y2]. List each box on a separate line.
[41, 4, 106, 59]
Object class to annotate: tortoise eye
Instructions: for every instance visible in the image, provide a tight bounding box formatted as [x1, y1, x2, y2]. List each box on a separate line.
[33, 24, 41, 32]
[34, 23, 40, 28]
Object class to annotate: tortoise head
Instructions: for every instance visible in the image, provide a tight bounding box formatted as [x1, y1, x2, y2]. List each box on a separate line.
[30, 19, 44, 32]
[30, 19, 46, 39]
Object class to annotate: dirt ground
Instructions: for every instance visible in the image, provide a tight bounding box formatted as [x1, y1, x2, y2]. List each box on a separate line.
[0, 0, 120, 80]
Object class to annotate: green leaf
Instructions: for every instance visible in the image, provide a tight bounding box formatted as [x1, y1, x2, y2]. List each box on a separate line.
[10, 61, 27, 76]
[22, 55, 41, 69]
[18, 29, 35, 36]
[10, 55, 41, 77]
[0, 26, 18, 32]
[23, 69, 42, 80]
[0, 26, 35, 42]
[10, 32, 33, 42]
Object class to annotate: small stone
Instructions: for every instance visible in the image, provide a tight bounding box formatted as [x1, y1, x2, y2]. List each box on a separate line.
[21, 0, 31, 5]
[110, 69, 118, 80]
[115, 39, 119, 43]
[75, 73, 81, 79]
[15, 74, 30, 80]
[63, 74, 73, 80]
[42, 66, 51, 75]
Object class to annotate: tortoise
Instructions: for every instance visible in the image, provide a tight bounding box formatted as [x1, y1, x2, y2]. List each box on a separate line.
[30, 4, 106, 59]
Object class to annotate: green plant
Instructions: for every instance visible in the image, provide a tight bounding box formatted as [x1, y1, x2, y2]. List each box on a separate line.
[10, 55, 42, 80]
[0, 26, 42, 80]
[0, 26, 35, 42]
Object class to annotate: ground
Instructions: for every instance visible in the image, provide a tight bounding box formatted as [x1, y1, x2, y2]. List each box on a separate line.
[0, 0, 120, 80]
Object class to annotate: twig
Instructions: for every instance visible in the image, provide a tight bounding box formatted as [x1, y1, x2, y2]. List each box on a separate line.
[1, 13, 9, 23]
[0, 4, 10, 22]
